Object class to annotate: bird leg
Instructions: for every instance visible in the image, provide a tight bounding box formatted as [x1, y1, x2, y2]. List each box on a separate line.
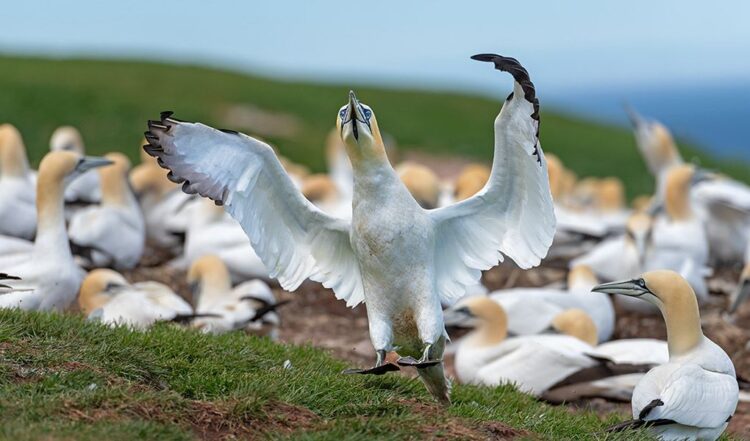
[342, 350, 400, 375]
[397, 343, 442, 369]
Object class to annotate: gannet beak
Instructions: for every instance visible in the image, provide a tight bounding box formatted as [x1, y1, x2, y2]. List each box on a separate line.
[729, 279, 750, 314]
[592, 278, 651, 298]
[77, 156, 114, 173]
[624, 103, 643, 128]
[348, 90, 362, 141]
[443, 306, 474, 328]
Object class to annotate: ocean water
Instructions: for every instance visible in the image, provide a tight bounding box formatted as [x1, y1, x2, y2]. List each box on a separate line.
[548, 83, 750, 162]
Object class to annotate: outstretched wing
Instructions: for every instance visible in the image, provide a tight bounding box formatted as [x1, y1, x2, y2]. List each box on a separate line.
[429, 55, 555, 305]
[144, 114, 365, 307]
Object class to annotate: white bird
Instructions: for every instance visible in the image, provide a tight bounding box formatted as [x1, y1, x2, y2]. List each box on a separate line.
[188, 255, 286, 337]
[143, 53, 556, 404]
[0, 151, 112, 311]
[79, 268, 196, 330]
[0, 124, 37, 239]
[488, 265, 615, 343]
[300, 174, 351, 219]
[130, 159, 192, 250]
[49, 126, 102, 204]
[169, 198, 269, 282]
[69, 153, 146, 270]
[628, 108, 750, 266]
[396, 162, 442, 210]
[594, 270, 738, 440]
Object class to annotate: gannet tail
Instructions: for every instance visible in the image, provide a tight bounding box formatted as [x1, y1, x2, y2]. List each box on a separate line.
[417, 363, 451, 406]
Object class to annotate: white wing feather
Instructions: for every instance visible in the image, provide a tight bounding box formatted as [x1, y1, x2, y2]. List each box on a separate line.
[430, 56, 555, 305]
[144, 115, 364, 307]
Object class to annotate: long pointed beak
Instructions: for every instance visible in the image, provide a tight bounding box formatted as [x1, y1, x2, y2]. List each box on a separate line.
[592, 279, 650, 297]
[78, 156, 114, 173]
[348, 90, 362, 141]
[729, 279, 750, 314]
[623, 103, 643, 128]
[443, 306, 474, 328]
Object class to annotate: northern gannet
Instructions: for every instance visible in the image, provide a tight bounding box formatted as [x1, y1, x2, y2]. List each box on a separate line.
[80, 268, 197, 330]
[628, 109, 750, 266]
[396, 162, 441, 209]
[594, 270, 738, 440]
[169, 198, 268, 282]
[301, 174, 351, 219]
[0, 151, 111, 311]
[453, 163, 491, 202]
[188, 255, 285, 336]
[0, 124, 37, 239]
[487, 265, 614, 342]
[69, 153, 146, 269]
[143, 54, 555, 404]
[49, 126, 102, 204]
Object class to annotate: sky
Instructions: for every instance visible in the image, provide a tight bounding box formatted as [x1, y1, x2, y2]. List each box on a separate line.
[2, 1, 749, 96]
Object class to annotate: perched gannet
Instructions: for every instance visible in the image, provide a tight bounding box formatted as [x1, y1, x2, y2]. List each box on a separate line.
[130, 158, 191, 249]
[0, 151, 111, 311]
[301, 174, 350, 219]
[169, 198, 268, 282]
[488, 265, 614, 342]
[453, 163, 491, 202]
[188, 255, 285, 336]
[79, 269, 197, 330]
[0, 124, 37, 239]
[69, 153, 145, 269]
[397, 162, 441, 209]
[594, 271, 738, 440]
[628, 109, 750, 265]
[49, 126, 102, 204]
[143, 54, 555, 405]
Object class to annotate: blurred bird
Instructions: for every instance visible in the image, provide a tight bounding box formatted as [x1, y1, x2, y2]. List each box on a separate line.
[49, 126, 102, 204]
[397, 162, 441, 209]
[69, 153, 146, 269]
[0, 151, 111, 311]
[0, 124, 37, 239]
[79, 268, 198, 330]
[188, 255, 285, 337]
[453, 163, 491, 202]
[301, 174, 350, 219]
[143, 54, 556, 405]
[169, 198, 268, 282]
[595, 270, 738, 440]
[729, 263, 750, 315]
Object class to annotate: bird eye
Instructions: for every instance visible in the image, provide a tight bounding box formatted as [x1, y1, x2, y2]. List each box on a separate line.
[339, 109, 347, 118]
[364, 109, 372, 119]
[637, 279, 647, 288]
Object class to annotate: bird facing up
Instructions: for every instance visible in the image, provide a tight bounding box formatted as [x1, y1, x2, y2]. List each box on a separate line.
[142, 54, 556, 405]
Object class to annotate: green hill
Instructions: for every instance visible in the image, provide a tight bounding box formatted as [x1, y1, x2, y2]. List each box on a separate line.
[1, 55, 745, 199]
[0, 309, 647, 440]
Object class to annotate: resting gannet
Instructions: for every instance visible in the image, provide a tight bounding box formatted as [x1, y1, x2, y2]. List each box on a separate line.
[453, 163, 491, 202]
[169, 198, 268, 282]
[594, 270, 738, 440]
[301, 174, 350, 219]
[0, 151, 111, 311]
[487, 265, 614, 342]
[49, 126, 102, 204]
[628, 108, 750, 266]
[80, 269, 198, 330]
[69, 153, 145, 269]
[397, 162, 441, 209]
[188, 255, 286, 336]
[143, 54, 555, 405]
[0, 124, 37, 239]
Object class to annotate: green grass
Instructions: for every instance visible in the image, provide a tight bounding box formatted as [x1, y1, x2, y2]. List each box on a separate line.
[0, 309, 655, 440]
[0, 55, 746, 199]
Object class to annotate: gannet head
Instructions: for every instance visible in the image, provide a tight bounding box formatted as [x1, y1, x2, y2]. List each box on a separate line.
[38, 151, 113, 189]
[50, 126, 85, 154]
[545, 153, 563, 200]
[593, 270, 702, 355]
[99, 153, 133, 205]
[729, 263, 750, 314]
[336, 91, 384, 163]
[301, 174, 338, 203]
[444, 297, 507, 347]
[630, 194, 653, 213]
[397, 162, 441, 209]
[187, 255, 232, 305]
[79, 268, 128, 315]
[0, 124, 30, 177]
[597, 178, 625, 212]
[130, 163, 174, 197]
[567, 264, 599, 291]
[551, 308, 598, 346]
[625, 212, 654, 265]
[664, 164, 714, 221]
[454, 164, 491, 201]
[649, 123, 681, 172]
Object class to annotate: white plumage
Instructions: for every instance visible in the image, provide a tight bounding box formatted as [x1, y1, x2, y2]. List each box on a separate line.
[0, 124, 37, 240]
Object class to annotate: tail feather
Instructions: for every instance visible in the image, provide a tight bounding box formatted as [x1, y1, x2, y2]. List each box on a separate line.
[417, 363, 451, 406]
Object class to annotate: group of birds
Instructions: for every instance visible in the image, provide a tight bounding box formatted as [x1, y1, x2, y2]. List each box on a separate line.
[1, 53, 747, 440]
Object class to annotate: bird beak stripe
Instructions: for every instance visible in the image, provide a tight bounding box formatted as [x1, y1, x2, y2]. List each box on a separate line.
[592, 279, 650, 297]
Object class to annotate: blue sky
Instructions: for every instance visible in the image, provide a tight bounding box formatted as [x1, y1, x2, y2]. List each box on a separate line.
[2, 1, 749, 96]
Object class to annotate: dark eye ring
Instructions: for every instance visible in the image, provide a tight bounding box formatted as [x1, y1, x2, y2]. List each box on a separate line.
[339, 109, 346, 118]
[637, 279, 647, 288]
[364, 109, 372, 119]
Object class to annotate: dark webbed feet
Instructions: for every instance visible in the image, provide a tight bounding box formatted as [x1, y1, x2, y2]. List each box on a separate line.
[397, 344, 442, 369]
[342, 350, 400, 375]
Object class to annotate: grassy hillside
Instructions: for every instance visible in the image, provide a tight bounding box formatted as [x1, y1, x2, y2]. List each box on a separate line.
[0, 55, 746, 199]
[0, 309, 655, 440]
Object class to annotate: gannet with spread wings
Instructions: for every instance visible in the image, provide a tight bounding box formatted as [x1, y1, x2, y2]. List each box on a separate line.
[143, 54, 555, 404]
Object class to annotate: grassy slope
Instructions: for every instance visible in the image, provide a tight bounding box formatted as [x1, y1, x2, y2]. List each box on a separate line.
[0, 56, 746, 199]
[0, 309, 652, 441]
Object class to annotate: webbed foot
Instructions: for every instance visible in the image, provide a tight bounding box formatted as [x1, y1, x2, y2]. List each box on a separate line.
[342, 350, 400, 375]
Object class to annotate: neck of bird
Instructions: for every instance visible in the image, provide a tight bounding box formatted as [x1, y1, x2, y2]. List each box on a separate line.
[1, 145, 30, 178]
[196, 276, 232, 307]
[665, 180, 692, 221]
[658, 298, 703, 356]
[101, 170, 133, 206]
[467, 321, 507, 348]
[35, 176, 72, 257]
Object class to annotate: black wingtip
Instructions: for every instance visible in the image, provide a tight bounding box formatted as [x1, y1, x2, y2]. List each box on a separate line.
[0, 273, 22, 281]
[160, 111, 174, 121]
[470, 53, 497, 62]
